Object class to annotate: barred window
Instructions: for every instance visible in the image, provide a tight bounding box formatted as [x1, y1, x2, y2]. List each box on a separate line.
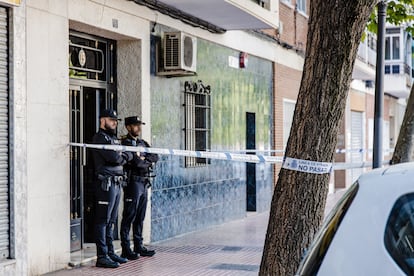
[184, 81, 211, 167]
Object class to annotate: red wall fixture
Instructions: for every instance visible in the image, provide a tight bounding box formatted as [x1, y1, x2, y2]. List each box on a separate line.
[239, 52, 248, 68]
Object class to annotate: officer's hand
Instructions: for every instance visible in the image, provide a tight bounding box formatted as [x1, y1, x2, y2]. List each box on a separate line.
[140, 156, 145, 160]
[122, 152, 134, 162]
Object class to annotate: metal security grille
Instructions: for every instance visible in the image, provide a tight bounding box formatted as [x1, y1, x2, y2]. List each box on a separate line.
[0, 7, 9, 259]
[184, 81, 211, 167]
[350, 111, 363, 183]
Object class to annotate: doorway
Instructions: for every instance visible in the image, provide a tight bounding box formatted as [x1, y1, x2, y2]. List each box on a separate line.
[246, 112, 256, 211]
[69, 31, 116, 252]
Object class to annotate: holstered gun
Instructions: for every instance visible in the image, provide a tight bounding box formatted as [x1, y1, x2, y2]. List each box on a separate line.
[98, 174, 112, 192]
[145, 178, 152, 189]
[121, 173, 128, 188]
[145, 165, 156, 188]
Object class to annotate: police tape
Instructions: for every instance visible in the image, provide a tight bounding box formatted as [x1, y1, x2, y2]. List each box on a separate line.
[282, 157, 391, 174]
[68, 142, 284, 164]
[332, 160, 391, 170]
[334, 148, 394, 154]
[69, 143, 391, 173]
[220, 148, 394, 154]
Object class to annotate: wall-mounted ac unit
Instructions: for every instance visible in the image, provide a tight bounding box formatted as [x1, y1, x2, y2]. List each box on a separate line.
[163, 32, 197, 73]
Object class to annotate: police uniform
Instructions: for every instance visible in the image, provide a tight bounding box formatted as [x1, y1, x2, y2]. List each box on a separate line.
[120, 116, 159, 259]
[91, 109, 133, 268]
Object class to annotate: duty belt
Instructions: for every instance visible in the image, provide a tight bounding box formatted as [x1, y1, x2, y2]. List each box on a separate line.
[98, 174, 126, 184]
[111, 175, 126, 183]
[98, 174, 127, 191]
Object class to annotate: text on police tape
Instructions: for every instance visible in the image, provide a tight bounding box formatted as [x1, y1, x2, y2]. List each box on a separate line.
[282, 157, 332, 174]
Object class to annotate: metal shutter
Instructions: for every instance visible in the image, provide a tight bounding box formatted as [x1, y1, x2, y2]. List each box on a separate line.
[350, 111, 363, 183]
[0, 7, 8, 259]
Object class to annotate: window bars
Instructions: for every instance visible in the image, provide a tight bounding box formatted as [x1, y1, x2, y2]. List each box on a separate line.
[183, 81, 211, 167]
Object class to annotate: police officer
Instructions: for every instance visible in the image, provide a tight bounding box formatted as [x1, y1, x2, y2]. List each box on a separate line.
[91, 109, 134, 268]
[120, 116, 159, 259]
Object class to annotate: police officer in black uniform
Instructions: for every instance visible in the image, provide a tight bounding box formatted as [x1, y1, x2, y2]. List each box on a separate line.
[91, 109, 134, 268]
[120, 116, 159, 259]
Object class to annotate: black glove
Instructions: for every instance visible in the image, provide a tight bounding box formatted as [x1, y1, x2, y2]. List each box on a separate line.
[145, 154, 159, 163]
[122, 151, 134, 162]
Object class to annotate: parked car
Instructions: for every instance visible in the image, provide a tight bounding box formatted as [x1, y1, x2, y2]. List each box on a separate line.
[296, 162, 414, 276]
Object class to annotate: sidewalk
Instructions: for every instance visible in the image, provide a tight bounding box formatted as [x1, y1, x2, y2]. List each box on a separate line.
[47, 191, 344, 276]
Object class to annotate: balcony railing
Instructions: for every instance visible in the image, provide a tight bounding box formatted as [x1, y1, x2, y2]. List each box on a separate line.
[357, 40, 376, 67]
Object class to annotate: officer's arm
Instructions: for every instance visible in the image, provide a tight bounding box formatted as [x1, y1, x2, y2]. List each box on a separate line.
[143, 140, 159, 163]
[120, 138, 154, 168]
[132, 157, 152, 169]
[93, 134, 133, 165]
[127, 147, 152, 169]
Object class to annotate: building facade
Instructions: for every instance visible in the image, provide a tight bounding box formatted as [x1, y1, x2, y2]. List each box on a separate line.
[0, 0, 297, 275]
[4, 1, 410, 275]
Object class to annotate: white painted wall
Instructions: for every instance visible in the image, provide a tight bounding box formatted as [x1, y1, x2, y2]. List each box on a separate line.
[25, 0, 70, 274]
[384, 74, 411, 98]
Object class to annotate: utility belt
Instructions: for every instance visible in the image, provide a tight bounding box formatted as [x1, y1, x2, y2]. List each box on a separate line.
[97, 174, 127, 191]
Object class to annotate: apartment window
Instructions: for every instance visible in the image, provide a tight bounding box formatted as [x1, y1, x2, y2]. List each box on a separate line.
[385, 28, 401, 60]
[297, 0, 306, 13]
[184, 81, 211, 167]
[392, 65, 400, 74]
[283, 100, 296, 148]
[385, 65, 391, 74]
[368, 34, 376, 51]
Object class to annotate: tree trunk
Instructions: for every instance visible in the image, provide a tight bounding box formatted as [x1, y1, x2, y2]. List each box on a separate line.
[391, 84, 414, 164]
[259, 1, 376, 275]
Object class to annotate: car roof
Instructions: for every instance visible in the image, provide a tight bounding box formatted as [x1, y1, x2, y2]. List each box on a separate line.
[358, 161, 414, 186]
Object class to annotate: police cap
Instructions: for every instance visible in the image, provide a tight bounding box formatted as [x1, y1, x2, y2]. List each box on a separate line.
[99, 109, 120, 120]
[125, 116, 146, 126]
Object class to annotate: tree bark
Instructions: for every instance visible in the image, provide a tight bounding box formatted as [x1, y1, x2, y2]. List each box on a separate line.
[391, 84, 414, 164]
[259, 1, 376, 275]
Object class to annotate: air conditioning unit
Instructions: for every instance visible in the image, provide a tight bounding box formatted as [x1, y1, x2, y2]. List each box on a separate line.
[163, 32, 197, 73]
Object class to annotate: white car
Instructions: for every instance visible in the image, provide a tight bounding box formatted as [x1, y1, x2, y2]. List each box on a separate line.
[296, 162, 414, 276]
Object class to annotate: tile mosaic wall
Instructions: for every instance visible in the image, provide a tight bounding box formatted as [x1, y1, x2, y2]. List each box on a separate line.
[150, 33, 273, 241]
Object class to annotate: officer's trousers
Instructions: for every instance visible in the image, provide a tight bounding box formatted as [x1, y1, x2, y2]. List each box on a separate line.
[94, 181, 121, 258]
[120, 179, 148, 249]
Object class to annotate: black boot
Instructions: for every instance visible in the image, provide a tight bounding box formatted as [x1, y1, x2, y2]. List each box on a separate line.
[96, 256, 120, 268]
[135, 244, 155, 257]
[121, 246, 139, 260]
[108, 242, 128, 264]
[108, 252, 128, 264]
